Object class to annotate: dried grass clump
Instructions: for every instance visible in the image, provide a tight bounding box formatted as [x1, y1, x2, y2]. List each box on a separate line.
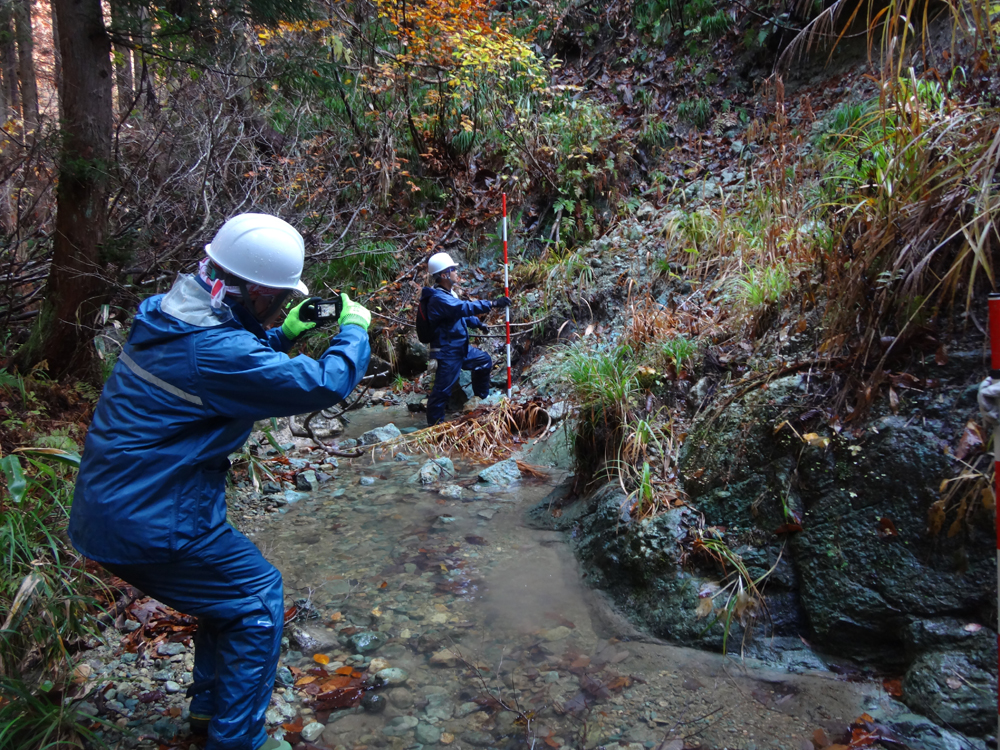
[378, 399, 552, 464]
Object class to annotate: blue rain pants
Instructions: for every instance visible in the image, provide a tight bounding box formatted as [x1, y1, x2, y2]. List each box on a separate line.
[427, 346, 492, 425]
[104, 523, 283, 750]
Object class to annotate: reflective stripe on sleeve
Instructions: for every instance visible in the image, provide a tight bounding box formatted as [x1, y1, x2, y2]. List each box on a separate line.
[118, 351, 203, 406]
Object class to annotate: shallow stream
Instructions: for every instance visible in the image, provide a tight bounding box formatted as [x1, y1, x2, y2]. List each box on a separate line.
[258, 405, 878, 750]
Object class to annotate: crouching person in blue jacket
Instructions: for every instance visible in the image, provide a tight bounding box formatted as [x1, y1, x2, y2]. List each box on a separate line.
[421, 252, 510, 426]
[69, 214, 372, 750]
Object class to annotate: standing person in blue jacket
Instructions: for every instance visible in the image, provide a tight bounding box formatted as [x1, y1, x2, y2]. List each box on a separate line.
[420, 252, 510, 426]
[69, 214, 372, 750]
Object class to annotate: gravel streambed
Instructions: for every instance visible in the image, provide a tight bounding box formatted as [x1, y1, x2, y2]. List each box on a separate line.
[72, 405, 899, 750]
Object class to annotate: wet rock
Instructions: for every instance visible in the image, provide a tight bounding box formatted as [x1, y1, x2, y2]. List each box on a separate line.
[367, 657, 390, 672]
[461, 730, 495, 746]
[360, 693, 387, 714]
[387, 687, 414, 708]
[275, 666, 294, 686]
[164, 680, 181, 694]
[346, 631, 387, 654]
[397, 335, 430, 377]
[301, 721, 325, 742]
[542, 626, 572, 641]
[667, 373, 995, 665]
[439, 484, 463, 498]
[424, 692, 454, 720]
[416, 723, 442, 744]
[320, 712, 380, 744]
[429, 648, 460, 667]
[574, 484, 713, 646]
[411, 457, 455, 484]
[289, 625, 339, 656]
[76, 702, 99, 718]
[359, 476, 376, 486]
[337, 438, 358, 450]
[547, 401, 571, 421]
[157, 643, 186, 656]
[283, 489, 308, 504]
[868, 703, 988, 750]
[373, 667, 409, 686]
[903, 644, 997, 734]
[405, 393, 428, 412]
[295, 470, 317, 491]
[478, 458, 521, 486]
[359, 424, 402, 445]
[383, 715, 419, 737]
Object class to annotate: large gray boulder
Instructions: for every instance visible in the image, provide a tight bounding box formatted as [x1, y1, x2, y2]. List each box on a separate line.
[359, 423, 402, 445]
[478, 458, 521, 486]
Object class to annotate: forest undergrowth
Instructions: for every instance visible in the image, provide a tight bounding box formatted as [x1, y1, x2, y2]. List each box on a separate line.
[0, 0, 998, 744]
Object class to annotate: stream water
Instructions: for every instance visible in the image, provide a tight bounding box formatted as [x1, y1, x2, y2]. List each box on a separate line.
[258, 406, 879, 750]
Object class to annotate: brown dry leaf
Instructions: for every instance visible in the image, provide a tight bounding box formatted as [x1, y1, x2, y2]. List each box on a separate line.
[330, 612, 343, 622]
[606, 675, 632, 691]
[882, 678, 902, 697]
[927, 498, 947, 535]
[318, 676, 353, 691]
[813, 728, 832, 748]
[947, 498, 967, 538]
[295, 675, 317, 686]
[313, 654, 330, 665]
[877, 517, 898, 538]
[954, 420, 984, 461]
[802, 433, 830, 449]
[981, 487, 995, 511]
[695, 597, 714, 619]
[72, 664, 93, 684]
[283, 718, 304, 733]
[334, 666, 354, 675]
[935, 344, 949, 366]
[569, 656, 591, 669]
[440, 733, 455, 745]
[888, 386, 899, 414]
[584, 324, 594, 337]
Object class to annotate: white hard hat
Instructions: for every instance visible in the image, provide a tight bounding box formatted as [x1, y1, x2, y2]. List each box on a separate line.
[428, 252, 457, 276]
[205, 213, 309, 295]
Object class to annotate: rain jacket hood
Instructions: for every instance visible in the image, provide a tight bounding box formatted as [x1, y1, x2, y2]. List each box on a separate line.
[70, 274, 370, 564]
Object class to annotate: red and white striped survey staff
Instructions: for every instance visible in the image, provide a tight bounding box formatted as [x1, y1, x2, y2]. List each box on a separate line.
[502, 194, 512, 398]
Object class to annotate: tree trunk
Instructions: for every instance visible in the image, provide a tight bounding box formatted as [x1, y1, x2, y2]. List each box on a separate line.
[12, 0, 35, 129]
[135, 4, 156, 116]
[0, 1, 18, 120]
[49, 0, 60, 101]
[109, 0, 133, 116]
[13, 0, 112, 378]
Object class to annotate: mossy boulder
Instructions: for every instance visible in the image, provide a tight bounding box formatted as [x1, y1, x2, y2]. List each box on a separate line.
[571, 483, 728, 648]
[677, 373, 994, 666]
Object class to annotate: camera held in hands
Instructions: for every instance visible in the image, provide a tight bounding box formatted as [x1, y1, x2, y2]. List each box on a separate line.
[299, 296, 343, 325]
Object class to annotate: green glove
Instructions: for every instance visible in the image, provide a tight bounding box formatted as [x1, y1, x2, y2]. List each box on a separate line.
[338, 293, 371, 331]
[282, 298, 318, 340]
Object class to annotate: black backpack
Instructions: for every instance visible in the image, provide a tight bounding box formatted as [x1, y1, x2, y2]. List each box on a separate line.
[415, 294, 432, 344]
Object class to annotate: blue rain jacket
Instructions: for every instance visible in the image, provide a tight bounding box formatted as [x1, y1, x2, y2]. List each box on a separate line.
[420, 285, 492, 357]
[70, 274, 371, 565]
